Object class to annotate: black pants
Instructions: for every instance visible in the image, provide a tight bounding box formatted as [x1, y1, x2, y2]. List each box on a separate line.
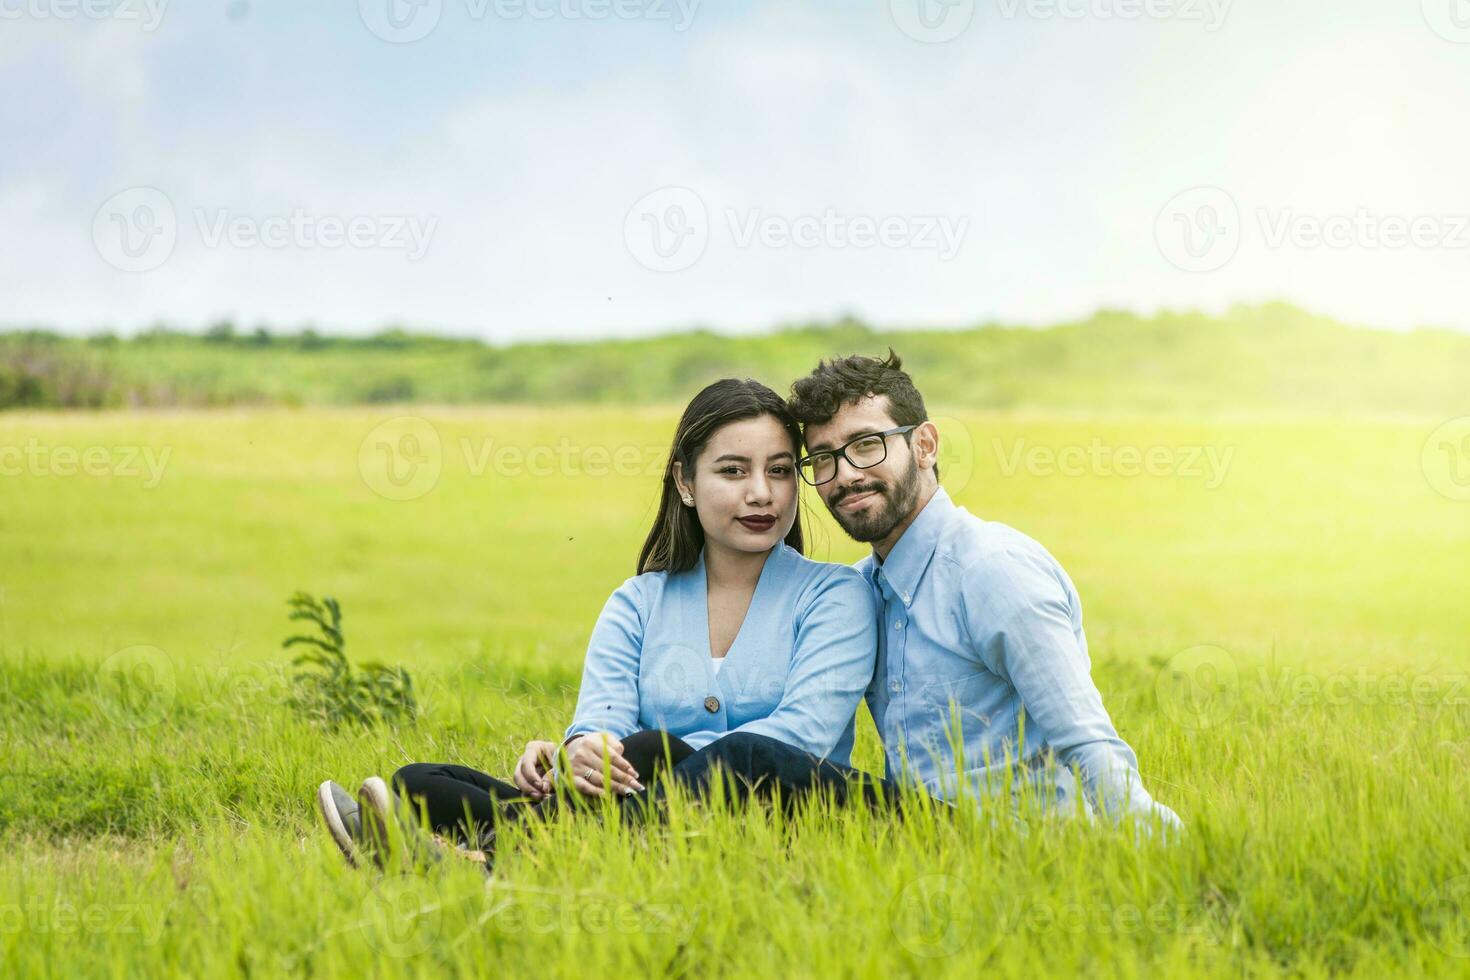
[392, 729, 696, 846]
[394, 730, 916, 847]
[647, 731, 910, 815]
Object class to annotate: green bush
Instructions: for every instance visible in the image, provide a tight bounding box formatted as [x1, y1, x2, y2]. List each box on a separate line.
[284, 592, 417, 729]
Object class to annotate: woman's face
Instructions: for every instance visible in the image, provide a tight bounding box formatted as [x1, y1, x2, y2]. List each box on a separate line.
[676, 414, 799, 557]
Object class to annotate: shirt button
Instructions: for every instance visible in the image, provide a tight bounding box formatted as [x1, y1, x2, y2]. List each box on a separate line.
[704, 695, 721, 714]
[893, 620, 905, 630]
[888, 679, 902, 694]
[901, 593, 911, 604]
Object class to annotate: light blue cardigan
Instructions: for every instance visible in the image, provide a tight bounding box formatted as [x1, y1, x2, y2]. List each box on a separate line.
[564, 543, 879, 764]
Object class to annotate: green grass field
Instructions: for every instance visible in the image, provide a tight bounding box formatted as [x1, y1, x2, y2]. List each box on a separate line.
[3, 405, 1469, 976]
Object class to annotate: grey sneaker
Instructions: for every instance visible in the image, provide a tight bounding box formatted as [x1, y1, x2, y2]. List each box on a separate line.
[315, 780, 363, 868]
[356, 775, 447, 870]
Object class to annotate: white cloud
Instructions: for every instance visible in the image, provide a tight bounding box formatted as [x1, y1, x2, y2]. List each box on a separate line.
[2, 1, 1469, 336]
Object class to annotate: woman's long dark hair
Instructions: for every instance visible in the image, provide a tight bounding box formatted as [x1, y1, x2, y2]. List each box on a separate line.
[637, 378, 804, 574]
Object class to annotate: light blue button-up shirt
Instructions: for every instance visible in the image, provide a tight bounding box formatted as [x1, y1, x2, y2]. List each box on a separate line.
[858, 488, 1179, 826]
[566, 543, 878, 764]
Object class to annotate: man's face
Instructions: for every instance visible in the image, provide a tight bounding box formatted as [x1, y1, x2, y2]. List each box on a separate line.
[803, 395, 922, 544]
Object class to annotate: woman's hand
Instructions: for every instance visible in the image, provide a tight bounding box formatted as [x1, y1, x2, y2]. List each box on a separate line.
[564, 732, 644, 797]
[512, 739, 557, 799]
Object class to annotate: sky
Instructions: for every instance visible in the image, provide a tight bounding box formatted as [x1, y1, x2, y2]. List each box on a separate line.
[2, 0, 1469, 340]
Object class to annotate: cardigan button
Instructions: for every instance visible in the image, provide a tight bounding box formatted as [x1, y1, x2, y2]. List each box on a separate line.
[703, 695, 721, 714]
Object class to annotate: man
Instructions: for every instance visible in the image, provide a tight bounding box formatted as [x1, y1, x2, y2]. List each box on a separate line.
[666, 351, 1179, 830]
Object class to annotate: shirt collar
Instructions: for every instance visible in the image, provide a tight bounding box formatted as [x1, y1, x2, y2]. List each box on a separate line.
[872, 486, 954, 607]
[695, 541, 789, 579]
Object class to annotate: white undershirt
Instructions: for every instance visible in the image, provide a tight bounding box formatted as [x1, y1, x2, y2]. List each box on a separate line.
[712, 657, 726, 674]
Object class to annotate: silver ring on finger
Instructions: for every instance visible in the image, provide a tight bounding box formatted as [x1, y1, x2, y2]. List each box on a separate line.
[584, 768, 596, 782]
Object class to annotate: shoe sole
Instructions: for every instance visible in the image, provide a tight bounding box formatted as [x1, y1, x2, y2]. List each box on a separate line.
[357, 776, 395, 868]
[432, 833, 489, 867]
[315, 781, 360, 869]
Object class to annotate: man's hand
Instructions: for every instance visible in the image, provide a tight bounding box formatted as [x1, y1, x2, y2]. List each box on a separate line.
[563, 732, 643, 797]
[512, 740, 557, 799]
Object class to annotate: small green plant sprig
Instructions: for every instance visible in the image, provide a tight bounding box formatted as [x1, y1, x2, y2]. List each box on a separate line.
[284, 591, 417, 728]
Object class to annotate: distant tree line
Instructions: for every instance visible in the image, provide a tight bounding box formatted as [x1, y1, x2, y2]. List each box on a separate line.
[3, 305, 1468, 416]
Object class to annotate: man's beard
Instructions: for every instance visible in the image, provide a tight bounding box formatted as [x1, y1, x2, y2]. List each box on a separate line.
[826, 458, 921, 544]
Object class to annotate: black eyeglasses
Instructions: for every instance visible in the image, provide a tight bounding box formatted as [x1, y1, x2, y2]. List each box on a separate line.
[798, 426, 918, 486]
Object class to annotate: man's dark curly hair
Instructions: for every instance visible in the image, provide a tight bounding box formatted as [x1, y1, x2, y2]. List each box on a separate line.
[788, 349, 937, 478]
[788, 348, 928, 427]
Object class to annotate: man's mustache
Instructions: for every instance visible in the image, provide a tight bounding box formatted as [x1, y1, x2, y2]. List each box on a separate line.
[830, 482, 886, 508]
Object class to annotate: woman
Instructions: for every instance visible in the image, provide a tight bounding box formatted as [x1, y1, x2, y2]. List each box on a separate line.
[315, 378, 878, 868]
